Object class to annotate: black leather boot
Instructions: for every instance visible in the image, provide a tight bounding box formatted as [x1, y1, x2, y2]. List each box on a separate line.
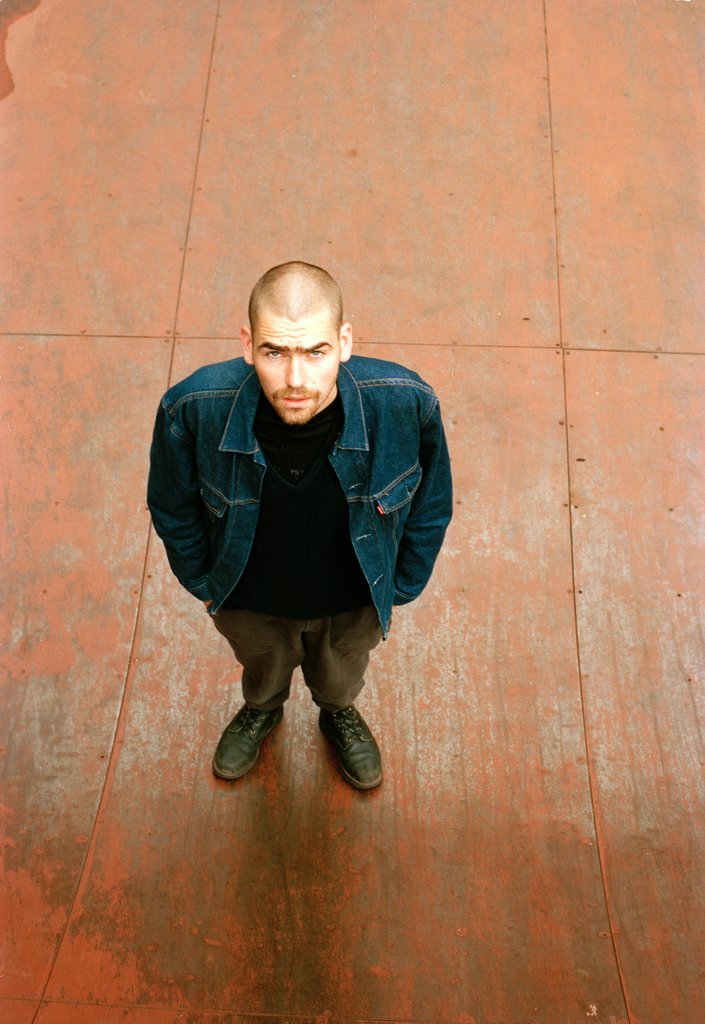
[319, 705, 382, 790]
[212, 704, 283, 780]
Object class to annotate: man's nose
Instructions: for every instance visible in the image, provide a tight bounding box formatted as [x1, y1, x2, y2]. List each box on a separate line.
[286, 356, 304, 388]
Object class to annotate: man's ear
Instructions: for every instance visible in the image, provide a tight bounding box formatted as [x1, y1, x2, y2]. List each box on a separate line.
[241, 324, 254, 365]
[339, 322, 353, 363]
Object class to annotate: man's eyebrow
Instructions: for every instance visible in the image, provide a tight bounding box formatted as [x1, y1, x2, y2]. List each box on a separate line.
[258, 340, 332, 353]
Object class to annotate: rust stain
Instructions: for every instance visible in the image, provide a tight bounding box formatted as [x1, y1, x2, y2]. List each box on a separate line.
[369, 964, 392, 979]
[0, 0, 41, 101]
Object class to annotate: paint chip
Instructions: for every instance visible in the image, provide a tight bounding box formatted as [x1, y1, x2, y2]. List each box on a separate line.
[369, 965, 391, 979]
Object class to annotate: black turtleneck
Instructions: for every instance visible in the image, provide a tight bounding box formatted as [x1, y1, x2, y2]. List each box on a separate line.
[222, 393, 372, 618]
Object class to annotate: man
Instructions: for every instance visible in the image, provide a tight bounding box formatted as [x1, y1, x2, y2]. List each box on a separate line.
[148, 262, 452, 790]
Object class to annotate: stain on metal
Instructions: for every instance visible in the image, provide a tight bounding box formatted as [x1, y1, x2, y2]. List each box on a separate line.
[0, 0, 40, 101]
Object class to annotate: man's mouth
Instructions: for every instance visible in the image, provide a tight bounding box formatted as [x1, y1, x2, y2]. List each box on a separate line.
[280, 393, 312, 404]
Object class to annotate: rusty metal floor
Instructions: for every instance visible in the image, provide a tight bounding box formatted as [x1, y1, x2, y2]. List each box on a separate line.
[2, 3, 704, 1023]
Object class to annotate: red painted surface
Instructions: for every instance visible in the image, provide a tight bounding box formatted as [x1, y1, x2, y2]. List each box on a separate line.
[566, 351, 705, 1022]
[546, 0, 705, 353]
[0, 999, 39, 1024]
[1, 2, 703, 1023]
[0, 340, 171, 1003]
[0, 0, 218, 335]
[175, 1, 559, 349]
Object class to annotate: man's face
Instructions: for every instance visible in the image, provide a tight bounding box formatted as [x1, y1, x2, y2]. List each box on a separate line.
[241, 309, 353, 425]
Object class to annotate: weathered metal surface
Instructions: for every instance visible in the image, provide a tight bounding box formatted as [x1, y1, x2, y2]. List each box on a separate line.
[0, 0, 217, 335]
[175, 0, 559, 349]
[1, 0, 703, 1022]
[0, 339, 171, 1000]
[33, 1008, 409, 1024]
[546, 0, 705, 353]
[0, 998, 39, 1024]
[567, 351, 705, 1022]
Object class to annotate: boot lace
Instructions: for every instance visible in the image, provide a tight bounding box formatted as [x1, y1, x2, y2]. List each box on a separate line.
[234, 706, 270, 737]
[330, 706, 365, 744]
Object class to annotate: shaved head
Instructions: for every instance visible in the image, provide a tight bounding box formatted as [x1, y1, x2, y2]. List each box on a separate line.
[248, 261, 343, 333]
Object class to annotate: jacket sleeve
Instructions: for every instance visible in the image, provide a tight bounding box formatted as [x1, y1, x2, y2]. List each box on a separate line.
[146, 400, 213, 602]
[393, 396, 453, 605]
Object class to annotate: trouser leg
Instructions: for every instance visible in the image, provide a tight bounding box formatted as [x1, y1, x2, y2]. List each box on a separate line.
[211, 608, 305, 711]
[300, 605, 383, 712]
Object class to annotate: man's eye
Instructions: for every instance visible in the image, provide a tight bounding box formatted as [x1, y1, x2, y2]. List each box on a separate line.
[308, 350, 324, 360]
[266, 350, 282, 359]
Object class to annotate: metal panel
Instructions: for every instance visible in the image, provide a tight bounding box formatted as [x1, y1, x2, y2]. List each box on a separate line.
[0, 338, 171, 999]
[176, 0, 559, 349]
[547, 0, 705, 352]
[0, 1, 218, 335]
[567, 350, 705, 1021]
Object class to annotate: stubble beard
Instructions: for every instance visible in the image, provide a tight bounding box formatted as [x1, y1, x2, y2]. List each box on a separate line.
[271, 380, 337, 426]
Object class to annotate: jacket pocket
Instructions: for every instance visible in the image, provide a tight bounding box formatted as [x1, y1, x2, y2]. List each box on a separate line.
[200, 482, 230, 520]
[373, 463, 422, 515]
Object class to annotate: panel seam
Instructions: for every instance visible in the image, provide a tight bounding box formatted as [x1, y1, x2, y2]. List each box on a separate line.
[544, 3, 634, 1020]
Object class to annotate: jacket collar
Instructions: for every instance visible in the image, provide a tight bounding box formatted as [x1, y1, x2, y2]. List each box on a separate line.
[219, 368, 261, 454]
[218, 361, 369, 453]
[335, 363, 369, 451]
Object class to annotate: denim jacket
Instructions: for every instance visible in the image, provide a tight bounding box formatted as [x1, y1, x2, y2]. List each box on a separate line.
[147, 355, 452, 636]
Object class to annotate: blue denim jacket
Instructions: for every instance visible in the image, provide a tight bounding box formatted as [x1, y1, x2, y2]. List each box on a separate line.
[147, 355, 452, 636]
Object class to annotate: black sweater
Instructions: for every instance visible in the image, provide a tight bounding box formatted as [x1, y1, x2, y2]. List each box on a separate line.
[223, 395, 371, 618]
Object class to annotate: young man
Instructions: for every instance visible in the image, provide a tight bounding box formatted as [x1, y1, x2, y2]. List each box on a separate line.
[147, 262, 452, 790]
